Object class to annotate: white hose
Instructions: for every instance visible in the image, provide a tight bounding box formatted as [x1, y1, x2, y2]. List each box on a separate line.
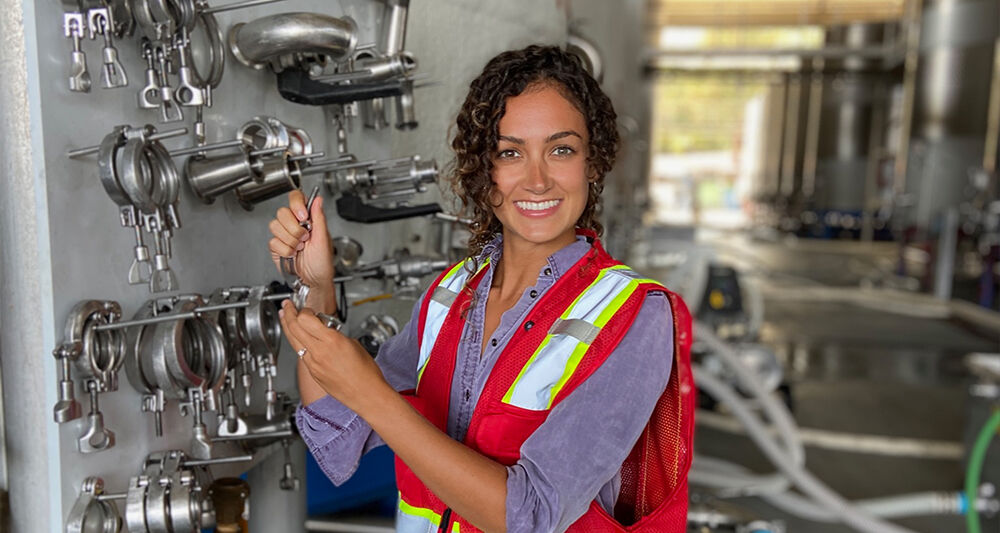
[695, 324, 804, 496]
[693, 456, 980, 521]
[696, 409, 964, 460]
[695, 368, 918, 533]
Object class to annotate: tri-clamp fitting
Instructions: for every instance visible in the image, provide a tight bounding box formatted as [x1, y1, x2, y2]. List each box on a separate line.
[52, 300, 126, 453]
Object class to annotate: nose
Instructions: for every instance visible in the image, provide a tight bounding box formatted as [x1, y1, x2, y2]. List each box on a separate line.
[523, 157, 552, 195]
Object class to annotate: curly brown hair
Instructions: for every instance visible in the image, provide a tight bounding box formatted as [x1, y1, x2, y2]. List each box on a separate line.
[448, 45, 620, 258]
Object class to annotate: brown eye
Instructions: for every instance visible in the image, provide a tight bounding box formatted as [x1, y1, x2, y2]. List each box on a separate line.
[552, 145, 576, 156]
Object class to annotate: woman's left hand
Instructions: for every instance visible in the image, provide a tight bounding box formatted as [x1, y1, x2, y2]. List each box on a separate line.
[279, 300, 387, 412]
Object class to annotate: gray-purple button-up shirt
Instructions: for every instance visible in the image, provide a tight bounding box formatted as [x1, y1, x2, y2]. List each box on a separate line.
[296, 235, 674, 532]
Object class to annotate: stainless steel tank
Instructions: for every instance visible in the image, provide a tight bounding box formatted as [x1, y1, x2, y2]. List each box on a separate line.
[906, 0, 999, 227]
[813, 23, 885, 212]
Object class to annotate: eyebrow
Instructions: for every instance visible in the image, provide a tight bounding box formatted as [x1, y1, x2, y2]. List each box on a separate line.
[498, 131, 583, 145]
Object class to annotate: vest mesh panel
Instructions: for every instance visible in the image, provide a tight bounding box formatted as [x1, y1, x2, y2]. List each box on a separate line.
[612, 292, 693, 527]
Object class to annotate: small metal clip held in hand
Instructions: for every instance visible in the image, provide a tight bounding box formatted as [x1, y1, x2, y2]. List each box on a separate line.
[281, 186, 320, 309]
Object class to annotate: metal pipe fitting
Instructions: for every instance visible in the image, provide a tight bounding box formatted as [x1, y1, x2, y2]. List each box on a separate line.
[394, 77, 417, 130]
[234, 156, 301, 210]
[67, 477, 122, 533]
[356, 314, 398, 356]
[566, 33, 603, 84]
[126, 451, 205, 533]
[191, 8, 225, 90]
[129, 296, 227, 400]
[244, 286, 282, 360]
[185, 151, 259, 204]
[381, 0, 409, 55]
[64, 300, 126, 391]
[152, 297, 227, 397]
[228, 12, 358, 72]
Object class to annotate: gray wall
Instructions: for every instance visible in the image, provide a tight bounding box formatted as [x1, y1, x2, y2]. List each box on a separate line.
[567, 0, 651, 259]
[1, 0, 647, 531]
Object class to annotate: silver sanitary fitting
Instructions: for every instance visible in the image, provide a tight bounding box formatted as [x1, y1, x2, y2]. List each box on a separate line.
[184, 116, 322, 208]
[126, 294, 226, 455]
[52, 300, 126, 454]
[67, 477, 122, 533]
[71, 123, 185, 292]
[324, 155, 437, 204]
[356, 314, 399, 356]
[125, 451, 205, 533]
[228, 12, 358, 72]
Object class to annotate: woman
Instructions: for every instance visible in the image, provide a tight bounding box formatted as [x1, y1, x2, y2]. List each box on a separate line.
[269, 45, 694, 533]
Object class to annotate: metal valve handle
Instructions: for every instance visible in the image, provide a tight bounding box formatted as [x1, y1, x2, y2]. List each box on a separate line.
[281, 186, 319, 309]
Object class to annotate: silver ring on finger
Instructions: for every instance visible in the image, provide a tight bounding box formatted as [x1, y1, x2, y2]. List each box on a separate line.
[296, 347, 307, 359]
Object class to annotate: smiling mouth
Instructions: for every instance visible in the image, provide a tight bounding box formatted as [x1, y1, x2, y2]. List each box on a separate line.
[514, 199, 562, 211]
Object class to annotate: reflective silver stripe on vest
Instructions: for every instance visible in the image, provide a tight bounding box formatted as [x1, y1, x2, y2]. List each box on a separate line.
[417, 258, 490, 386]
[502, 265, 660, 410]
[431, 285, 458, 307]
[549, 318, 601, 344]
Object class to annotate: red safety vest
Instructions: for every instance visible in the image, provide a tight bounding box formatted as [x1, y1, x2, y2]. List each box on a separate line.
[395, 235, 694, 532]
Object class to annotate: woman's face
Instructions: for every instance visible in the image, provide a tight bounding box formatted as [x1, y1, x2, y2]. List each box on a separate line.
[490, 83, 590, 253]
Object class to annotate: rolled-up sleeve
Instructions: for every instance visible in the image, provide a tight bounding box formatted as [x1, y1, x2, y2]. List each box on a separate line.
[505, 292, 674, 532]
[295, 290, 425, 485]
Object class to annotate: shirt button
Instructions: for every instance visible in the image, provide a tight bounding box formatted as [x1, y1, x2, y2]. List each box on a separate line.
[544, 268, 552, 276]
[529, 290, 538, 298]
[490, 338, 498, 347]
[524, 321, 534, 331]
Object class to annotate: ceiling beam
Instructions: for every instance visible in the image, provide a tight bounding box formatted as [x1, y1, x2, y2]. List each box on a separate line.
[647, 0, 906, 27]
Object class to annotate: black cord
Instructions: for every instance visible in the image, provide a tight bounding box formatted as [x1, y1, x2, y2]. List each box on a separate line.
[337, 281, 348, 322]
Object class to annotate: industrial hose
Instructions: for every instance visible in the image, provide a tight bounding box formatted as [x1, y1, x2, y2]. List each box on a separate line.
[695, 368, 918, 533]
[694, 456, 986, 521]
[695, 324, 804, 496]
[966, 409, 1000, 533]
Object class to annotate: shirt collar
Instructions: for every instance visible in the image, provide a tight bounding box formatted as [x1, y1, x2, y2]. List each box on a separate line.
[478, 233, 592, 280]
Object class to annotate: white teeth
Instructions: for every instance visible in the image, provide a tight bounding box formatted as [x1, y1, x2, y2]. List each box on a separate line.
[515, 200, 560, 211]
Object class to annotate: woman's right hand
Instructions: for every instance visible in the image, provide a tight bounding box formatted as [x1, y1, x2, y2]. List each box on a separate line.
[268, 190, 335, 298]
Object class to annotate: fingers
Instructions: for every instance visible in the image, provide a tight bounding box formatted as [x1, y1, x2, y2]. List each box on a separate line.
[278, 303, 305, 352]
[310, 196, 329, 240]
[280, 300, 323, 345]
[268, 219, 301, 253]
[277, 207, 308, 239]
[297, 307, 344, 340]
[269, 237, 296, 258]
[288, 189, 308, 222]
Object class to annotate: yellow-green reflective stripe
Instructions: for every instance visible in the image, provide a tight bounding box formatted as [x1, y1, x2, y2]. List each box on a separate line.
[504, 267, 655, 409]
[543, 279, 648, 408]
[544, 339, 591, 409]
[398, 494, 442, 524]
[594, 279, 640, 327]
[501, 334, 555, 404]
[441, 261, 466, 284]
[503, 265, 622, 405]
[397, 495, 461, 533]
[558, 264, 631, 320]
[417, 258, 492, 388]
[416, 357, 431, 385]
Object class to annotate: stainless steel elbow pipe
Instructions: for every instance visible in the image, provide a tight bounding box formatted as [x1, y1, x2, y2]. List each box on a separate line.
[229, 12, 358, 71]
[381, 0, 410, 55]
